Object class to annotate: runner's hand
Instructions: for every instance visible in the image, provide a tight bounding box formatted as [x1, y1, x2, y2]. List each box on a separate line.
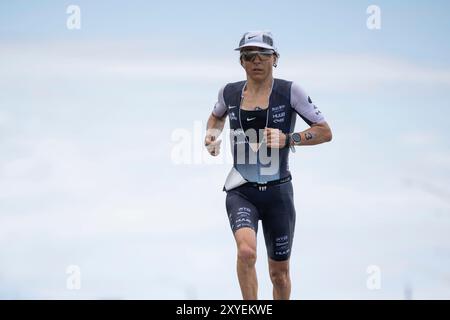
[205, 134, 222, 156]
[263, 128, 287, 149]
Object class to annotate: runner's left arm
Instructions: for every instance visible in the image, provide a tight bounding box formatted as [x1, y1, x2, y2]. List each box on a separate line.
[288, 82, 332, 146]
[264, 83, 332, 148]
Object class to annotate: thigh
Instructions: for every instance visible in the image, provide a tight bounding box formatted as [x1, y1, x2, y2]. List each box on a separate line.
[225, 189, 260, 234]
[261, 182, 296, 261]
[234, 228, 257, 252]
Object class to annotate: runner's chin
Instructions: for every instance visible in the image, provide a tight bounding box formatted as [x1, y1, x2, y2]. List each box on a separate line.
[250, 69, 265, 78]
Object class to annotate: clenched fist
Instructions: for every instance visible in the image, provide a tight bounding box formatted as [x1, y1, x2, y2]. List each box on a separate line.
[263, 128, 288, 149]
[204, 134, 222, 156]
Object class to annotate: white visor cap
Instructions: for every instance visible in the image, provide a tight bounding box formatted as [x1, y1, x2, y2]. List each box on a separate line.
[235, 31, 278, 53]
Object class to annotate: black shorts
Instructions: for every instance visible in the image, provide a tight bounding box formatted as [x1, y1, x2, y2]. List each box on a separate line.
[225, 181, 296, 261]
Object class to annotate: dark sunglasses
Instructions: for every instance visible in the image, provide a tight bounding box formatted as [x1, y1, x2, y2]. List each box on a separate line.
[240, 50, 275, 62]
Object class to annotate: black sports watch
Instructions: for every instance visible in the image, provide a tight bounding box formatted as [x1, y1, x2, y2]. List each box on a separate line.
[291, 132, 301, 145]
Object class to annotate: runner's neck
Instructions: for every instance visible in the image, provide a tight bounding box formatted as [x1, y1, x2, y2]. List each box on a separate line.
[244, 76, 274, 96]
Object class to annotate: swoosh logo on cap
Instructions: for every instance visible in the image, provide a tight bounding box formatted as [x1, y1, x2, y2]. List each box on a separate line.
[248, 35, 257, 39]
[247, 117, 256, 121]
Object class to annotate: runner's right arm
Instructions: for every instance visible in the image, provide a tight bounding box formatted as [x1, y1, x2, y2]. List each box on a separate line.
[205, 86, 227, 156]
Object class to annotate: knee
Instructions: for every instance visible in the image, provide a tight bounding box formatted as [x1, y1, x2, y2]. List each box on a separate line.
[270, 268, 290, 288]
[237, 244, 257, 266]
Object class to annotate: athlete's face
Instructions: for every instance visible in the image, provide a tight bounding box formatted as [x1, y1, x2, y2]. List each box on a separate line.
[240, 46, 276, 81]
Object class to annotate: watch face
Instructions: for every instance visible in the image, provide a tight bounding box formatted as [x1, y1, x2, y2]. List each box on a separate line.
[292, 133, 301, 142]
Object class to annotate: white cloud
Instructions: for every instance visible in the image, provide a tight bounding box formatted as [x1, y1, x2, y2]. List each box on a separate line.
[1, 41, 450, 299]
[280, 54, 450, 91]
[399, 131, 440, 146]
[425, 152, 450, 169]
[1, 43, 450, 92]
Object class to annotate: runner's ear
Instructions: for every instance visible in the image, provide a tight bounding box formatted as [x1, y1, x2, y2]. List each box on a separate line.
[273, 52, 279, 68]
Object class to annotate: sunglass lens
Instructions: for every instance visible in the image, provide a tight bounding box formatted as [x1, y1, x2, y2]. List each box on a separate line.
[241, 50, 273, 61]
[242, 52, 256, 61]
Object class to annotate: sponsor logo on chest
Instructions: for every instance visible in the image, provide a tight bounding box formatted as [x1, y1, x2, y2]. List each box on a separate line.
[272, 105, 286, 123]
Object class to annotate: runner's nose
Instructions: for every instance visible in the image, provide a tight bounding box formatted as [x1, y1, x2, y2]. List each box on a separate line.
[252, 54, 262, 63]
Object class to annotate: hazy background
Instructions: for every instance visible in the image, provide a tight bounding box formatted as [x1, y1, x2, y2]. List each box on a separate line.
[1, 0, 449, 299]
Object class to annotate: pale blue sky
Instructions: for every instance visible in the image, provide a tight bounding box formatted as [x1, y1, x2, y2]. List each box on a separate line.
[2, 0, 450, 63]
[0, 1, 449, 299]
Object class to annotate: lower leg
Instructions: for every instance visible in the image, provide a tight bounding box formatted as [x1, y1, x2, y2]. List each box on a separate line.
[269, 259, 291, 300]
[234, 228, 258, 300]
[237, 251, 258, 299]
[272, 273, 290, 299]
